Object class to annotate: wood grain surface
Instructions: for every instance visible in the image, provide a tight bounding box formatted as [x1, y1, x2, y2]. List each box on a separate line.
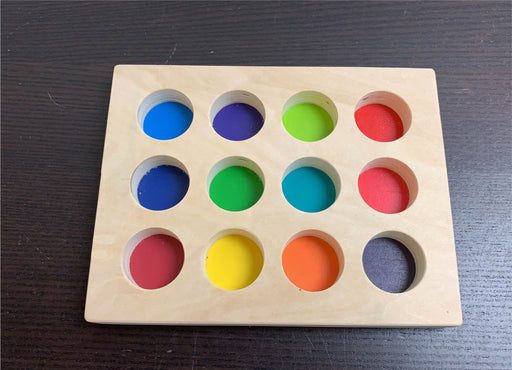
[2, 1, 511, 368]
[85, 65, 461, 327]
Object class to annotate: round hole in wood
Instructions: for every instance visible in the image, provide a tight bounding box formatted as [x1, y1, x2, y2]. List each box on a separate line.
[210, 90, 265, 141]
[282, 91, 338, 142]
[354, 91, 411, 142]
[123, 228, 184, 290]
[131, 156, 189, 211]
[282, 230, 343, 292]
[207, 157, 264, 212]
[282, 157, 340, 213]
[362, 232, 424, 293]
[138, 89, 193, 140]
[358, 158, 417, 214]
[205, 230, 264, 290]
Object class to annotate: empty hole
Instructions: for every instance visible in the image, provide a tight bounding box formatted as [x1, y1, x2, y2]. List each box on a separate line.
[282, 157, 340, 213]
[282, 231, 343, 292]
[207, 157, 264, 212]
[210, 91, 265, 141]
[131, 156, 189, 211]
[355, 91, 411, 142]
[358, 158, 417, 214]
[124, 229, 184, 290]
[282, 91, 337, 142]
[205, 230, 264, 290]
[138, 89, 193, 140]
[363, 237, 416, 293]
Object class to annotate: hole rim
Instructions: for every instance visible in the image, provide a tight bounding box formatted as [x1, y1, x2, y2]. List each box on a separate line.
[131, 155, 190, 211]
[137, 89, 194, 140]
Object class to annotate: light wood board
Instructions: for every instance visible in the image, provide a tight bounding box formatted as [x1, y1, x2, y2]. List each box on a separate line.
[85, 65, 462, 326]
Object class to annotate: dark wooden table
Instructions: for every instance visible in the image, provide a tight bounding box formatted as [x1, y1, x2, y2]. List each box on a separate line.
[2, 1, 511, 368]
